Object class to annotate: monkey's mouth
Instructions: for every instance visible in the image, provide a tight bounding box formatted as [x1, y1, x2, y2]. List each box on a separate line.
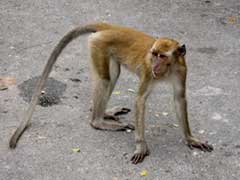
[152, 65, 170, 78]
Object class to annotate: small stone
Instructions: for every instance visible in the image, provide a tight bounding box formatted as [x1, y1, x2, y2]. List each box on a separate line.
[38, 136, 47, 139]
[235, 145, 240, 149]
[126, 129, 132, 133]
[70, 78, 81, 82]
[162, 112, 168, 116]
[212, 112, 222, 120]
[192, 151, 199, 156]
[155, 113, 160, 117]
[198, 130, 205, 134]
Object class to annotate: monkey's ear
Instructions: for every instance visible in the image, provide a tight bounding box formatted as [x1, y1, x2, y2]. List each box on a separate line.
[178, 44, 186, 56]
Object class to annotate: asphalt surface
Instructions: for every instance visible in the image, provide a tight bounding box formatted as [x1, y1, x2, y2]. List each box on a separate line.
[0, 0, 240, 179]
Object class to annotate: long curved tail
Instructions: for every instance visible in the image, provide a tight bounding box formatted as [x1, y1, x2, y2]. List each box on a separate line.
[9, 23, 111, 148]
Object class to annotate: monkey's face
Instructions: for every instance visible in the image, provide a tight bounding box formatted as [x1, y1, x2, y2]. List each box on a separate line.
[150, 51, 171, 78]
[150, 39, 186, 78]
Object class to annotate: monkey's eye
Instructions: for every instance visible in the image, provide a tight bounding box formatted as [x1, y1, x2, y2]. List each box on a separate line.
[159, 54, 167, 58]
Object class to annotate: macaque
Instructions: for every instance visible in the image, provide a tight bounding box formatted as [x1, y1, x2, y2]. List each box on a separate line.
[9, 23, 213, 164]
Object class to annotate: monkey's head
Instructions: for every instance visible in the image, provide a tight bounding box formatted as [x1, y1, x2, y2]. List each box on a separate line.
[150, 38, 186, 78]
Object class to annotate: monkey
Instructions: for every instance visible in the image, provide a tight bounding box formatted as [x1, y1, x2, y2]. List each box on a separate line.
[9, 22, 213, 164]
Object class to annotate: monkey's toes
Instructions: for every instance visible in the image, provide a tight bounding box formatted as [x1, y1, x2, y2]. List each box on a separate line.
[188, 141, 213, 152]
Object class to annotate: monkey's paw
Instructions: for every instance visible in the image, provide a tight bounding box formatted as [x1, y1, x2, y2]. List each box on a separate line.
[131, 144, 150, 164]
[104, 107, 131, 121]
[187, 138, 213, 152]
[105, 107, 131, 116]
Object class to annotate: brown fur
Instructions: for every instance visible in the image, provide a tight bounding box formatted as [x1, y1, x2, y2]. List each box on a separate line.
[9, 23, 213, 164]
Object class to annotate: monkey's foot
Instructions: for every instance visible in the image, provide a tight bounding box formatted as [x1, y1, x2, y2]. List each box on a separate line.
[187, 137, 213, 152]
[90, 119, 134, 131]
[131, 142, 150, 164]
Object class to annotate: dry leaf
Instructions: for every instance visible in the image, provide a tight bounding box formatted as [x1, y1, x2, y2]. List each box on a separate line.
[172, 123, 179, 128]
[0, 85, 8, 90]
[227, 16, 237, 24]
[162, 112, 169, 116]
[113, 91, 121, 95]
[38, 136, 47, 139]
[165, 123, 179, 128]
[0, 77, 16, 90]
[140, 169, 148, 176]
[72, 148, 81, 153]
[127, 88, 135, 93]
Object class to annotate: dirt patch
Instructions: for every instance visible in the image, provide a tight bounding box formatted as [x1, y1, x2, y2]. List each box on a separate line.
[18, 76, 67, 107]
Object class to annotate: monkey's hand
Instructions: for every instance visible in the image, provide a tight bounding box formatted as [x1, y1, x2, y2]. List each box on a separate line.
[186, 137, 213, 152]
[131, 141, 150, 164]
[105, 107, 131, 117]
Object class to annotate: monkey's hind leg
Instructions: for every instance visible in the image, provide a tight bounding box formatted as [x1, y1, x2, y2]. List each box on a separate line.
[103, 60, 131, 121]
[90, 51, 134, 131]
[90, 78, 134, 131]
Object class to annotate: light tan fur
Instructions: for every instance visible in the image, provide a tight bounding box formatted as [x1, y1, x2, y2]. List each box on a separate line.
[9, 23, 213, 164]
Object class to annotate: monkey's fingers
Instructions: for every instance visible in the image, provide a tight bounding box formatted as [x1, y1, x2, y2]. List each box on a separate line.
[105, 107, 131, 117]
[103, 114, 120, 121]
[114, 123, 135, 131]
[187, 141, 213, 152]
[111, 123, 135, 131]
[125, 123, 135, 130]
[131, 151, 149, 164]
[114, 107, 131, 116]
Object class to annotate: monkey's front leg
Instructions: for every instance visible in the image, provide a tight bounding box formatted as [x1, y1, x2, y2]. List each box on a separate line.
[172, 72, 213, 152]
[131, 81, 151, 164]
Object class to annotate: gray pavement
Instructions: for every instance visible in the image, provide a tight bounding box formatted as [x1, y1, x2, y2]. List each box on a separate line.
[0, 0, 240, 179]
